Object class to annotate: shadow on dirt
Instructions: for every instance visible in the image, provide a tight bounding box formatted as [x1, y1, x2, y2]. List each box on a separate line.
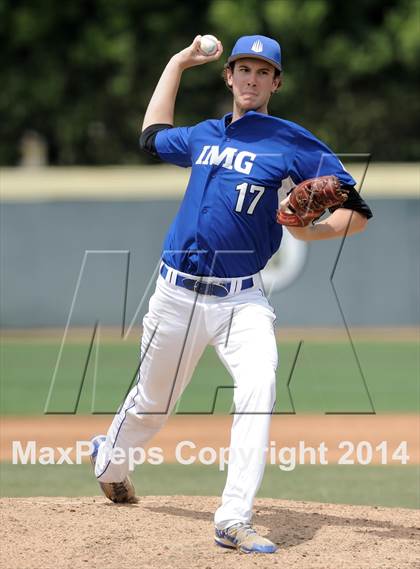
[145, 504, 420, 548]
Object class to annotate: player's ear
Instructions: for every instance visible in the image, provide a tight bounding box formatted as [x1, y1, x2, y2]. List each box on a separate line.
[272, 73, 282, 93]
[226, 67, 233, 87]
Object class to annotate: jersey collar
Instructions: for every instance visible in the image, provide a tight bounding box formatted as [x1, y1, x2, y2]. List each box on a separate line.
[221, 110, 272, 132]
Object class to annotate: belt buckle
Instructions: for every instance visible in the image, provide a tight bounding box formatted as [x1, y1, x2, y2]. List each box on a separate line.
[193, 280, 204, 293]
[188, 278, 229, 297]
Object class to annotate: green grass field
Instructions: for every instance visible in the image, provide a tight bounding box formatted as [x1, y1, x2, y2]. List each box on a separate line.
[0, 463, 418, 509]
[1, 340, 418, 415]
[1, 338, 418, 506]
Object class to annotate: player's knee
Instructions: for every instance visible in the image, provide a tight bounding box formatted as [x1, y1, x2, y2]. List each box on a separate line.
[235, 370, 276, 405]
[258, 372, 276, 402]
[127, 409, 169, 432]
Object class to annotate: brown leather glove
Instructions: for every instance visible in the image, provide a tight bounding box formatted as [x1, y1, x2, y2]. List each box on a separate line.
[277, 175, 349, 227]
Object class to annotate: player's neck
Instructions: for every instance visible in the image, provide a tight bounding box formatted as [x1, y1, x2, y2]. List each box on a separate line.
[231, 102, 269, 122]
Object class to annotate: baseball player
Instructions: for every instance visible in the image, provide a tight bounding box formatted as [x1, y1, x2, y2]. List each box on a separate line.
[91, 35, 372, 554]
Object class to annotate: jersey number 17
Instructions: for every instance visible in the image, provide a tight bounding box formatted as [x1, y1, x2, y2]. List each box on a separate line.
[235, 183, 265, 215]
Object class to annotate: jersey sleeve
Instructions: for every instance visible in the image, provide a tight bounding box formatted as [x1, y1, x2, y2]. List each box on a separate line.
[154, 126, 193, 168]
[289, 127, 356, 187]
[139, 124, 173, 159]
[289, 126, 372, 219]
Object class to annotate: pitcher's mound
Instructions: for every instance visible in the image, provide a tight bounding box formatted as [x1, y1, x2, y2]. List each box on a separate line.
[1, 496, 419, 569]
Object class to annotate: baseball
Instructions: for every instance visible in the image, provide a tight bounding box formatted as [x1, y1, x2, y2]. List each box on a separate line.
[199, 34, 218, 55]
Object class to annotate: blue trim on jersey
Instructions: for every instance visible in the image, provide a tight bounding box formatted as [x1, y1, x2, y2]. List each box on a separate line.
[155, 111, 355, 278]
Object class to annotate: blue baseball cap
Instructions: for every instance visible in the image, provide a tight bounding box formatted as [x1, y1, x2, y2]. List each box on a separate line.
[228, 35, 282, 71]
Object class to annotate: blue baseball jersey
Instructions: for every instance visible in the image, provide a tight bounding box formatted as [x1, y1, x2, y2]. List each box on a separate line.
[154, 111, 356, 278]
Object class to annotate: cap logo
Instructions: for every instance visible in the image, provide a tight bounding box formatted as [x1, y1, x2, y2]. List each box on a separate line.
[251, 40, 263, 53]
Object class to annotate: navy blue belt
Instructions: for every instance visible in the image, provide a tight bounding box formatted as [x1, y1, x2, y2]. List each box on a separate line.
[160, 265, 254, 297]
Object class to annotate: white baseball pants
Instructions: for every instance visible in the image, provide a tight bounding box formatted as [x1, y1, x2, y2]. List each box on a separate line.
[95, 270, 278, 529]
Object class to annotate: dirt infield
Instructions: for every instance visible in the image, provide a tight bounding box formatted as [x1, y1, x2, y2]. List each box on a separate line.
[2, 415, 419, 568]
[1, 414, 419, 464]
[1, 496, 419, 569]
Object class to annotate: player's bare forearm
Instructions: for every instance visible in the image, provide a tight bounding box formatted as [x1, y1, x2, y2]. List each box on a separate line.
[142, 58, 184, 130]
[286, 209, 368, 241]
[142, 36, 223, 131]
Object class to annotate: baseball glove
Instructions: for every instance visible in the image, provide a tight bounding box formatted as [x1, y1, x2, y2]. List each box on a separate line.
[276, 175, 349, 227]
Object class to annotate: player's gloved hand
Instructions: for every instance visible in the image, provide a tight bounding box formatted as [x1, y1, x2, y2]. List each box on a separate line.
[173, 35, 223, 70]
[276, 175, 349, 227]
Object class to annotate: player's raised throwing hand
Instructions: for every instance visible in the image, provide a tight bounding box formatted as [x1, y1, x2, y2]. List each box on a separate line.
[173, 35, 223, 70]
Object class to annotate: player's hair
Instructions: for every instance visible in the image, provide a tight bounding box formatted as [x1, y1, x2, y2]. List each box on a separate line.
[222, 61, 282, 92]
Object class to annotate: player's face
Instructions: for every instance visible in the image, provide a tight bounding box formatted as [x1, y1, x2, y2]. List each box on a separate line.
[227, 58, 281, 115]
